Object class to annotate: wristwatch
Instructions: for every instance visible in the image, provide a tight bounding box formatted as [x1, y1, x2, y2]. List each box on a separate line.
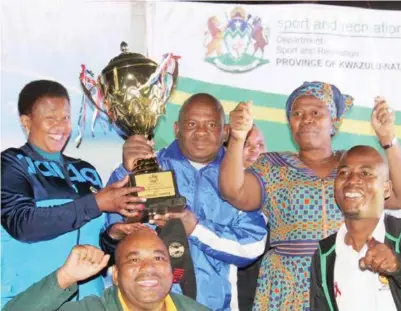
[382, 136, 397, 150]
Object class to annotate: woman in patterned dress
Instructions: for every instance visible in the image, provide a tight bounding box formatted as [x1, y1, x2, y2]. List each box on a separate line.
[219, 82, 401, 311]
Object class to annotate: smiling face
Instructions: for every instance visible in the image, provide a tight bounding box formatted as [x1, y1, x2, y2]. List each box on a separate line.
[20, 96, 71, 153]
[243, 126, 266, 168]
[112, 231, 173, 309]
[174, 94, 228, 164]
[289, 96, 333, 150]
[334, 146, 392, 219]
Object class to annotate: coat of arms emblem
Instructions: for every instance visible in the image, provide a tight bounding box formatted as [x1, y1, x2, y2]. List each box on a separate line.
[204, 7, 270, 73]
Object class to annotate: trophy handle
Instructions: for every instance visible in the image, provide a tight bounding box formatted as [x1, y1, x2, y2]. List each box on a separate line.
[79, 64, 111, 121]
[79, 80, 111, 121]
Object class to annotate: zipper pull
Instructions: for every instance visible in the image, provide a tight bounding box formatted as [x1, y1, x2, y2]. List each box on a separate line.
[89, 186, 98, 194]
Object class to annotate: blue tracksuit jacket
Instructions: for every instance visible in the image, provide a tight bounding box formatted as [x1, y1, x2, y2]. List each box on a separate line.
[1, 143, 105, 307]
[104, 140, 267, 311]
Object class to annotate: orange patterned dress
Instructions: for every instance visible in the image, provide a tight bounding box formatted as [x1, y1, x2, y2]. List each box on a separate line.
[249, 151, 344, 311]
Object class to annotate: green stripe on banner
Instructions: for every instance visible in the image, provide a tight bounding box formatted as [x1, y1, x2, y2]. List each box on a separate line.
[153, 76, 401, 151]
[176, 77, 401, 123]
[176, 77, 288, 111]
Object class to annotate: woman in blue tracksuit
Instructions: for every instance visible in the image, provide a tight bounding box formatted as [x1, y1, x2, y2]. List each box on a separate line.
[1, 80, 144, 307]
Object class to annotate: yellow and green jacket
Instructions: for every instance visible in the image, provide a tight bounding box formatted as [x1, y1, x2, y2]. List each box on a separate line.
[3, 270, 211, 311]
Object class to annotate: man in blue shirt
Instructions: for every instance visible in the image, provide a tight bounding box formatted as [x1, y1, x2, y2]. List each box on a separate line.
[101, 93, 267, 311]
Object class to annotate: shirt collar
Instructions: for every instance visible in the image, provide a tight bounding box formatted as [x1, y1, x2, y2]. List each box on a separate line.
[30, 143, 62, 163]
[336, 213, 386, 256]
[189, 160, 208, 170]
[371, 213, 386, 243]
[118, 289, 177, 311]
[164, 294, 178, 311]
[22, 142, 64, 162]
[163, 139, 225, 167]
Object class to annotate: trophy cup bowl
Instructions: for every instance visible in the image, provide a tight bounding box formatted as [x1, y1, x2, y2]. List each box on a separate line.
[82, 42, 185, 219]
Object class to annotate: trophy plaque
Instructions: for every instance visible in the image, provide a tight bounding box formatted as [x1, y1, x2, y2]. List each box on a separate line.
[80, 42, 185, 218]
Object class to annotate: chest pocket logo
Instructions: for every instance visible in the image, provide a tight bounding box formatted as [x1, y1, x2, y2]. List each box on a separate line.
[378, 274, 390, 291]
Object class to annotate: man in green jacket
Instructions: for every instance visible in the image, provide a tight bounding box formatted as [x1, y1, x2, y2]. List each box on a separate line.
[310, 145, 401, 311]
[3, 226, 210, 311]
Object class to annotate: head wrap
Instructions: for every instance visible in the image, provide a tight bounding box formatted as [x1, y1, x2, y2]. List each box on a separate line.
[285, 81, 354, 135]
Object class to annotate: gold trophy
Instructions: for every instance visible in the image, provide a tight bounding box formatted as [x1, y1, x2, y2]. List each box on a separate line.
[80, 42, 185, 218]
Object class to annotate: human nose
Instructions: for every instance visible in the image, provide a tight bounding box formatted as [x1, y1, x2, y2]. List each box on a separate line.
[248, 146, 259, 155]
[249, 144, 259, 152]
[346, 171, 362, 185]
[138, 259, 157, 271]
[194, 124, 208, 137]
[301, 113, 313, 124]
[52, 118, 70, 128]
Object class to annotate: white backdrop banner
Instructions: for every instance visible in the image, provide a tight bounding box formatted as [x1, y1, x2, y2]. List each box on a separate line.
[147, 2, 401, 144]
[2, 1, 401, 184]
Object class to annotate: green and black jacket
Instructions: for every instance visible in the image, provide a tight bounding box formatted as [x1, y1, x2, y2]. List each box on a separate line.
[310, 214, 401, 311]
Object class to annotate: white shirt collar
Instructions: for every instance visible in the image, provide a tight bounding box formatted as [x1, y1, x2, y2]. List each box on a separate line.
[336, 213, 386, 256]
[189, 160, 207, 170]
[334, 213, 397, 311]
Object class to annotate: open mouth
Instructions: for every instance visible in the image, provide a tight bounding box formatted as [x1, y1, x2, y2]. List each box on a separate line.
[246, 156, 258, 163]
[344, 191, 363, 200]
[136, 279, 160, 288]
[49, 134, 64, 141]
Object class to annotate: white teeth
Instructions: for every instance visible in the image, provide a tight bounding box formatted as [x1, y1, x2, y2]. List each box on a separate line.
[345, 192, 362, 198]
[50, 134, 63, 141]
[137, 280, 158, 287]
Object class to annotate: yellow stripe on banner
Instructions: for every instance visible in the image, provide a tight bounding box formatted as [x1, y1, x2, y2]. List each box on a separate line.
[169, 91, 401, 138]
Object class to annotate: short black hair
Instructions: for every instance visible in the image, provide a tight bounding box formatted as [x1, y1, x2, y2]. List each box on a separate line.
[18, 80, 70, 116]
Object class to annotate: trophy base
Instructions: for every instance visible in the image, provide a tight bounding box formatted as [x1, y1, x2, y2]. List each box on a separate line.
[128, 158, 186, 221]
[146, 196, 186, 216]
[125, 196, 186, 223]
